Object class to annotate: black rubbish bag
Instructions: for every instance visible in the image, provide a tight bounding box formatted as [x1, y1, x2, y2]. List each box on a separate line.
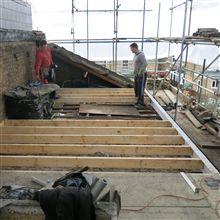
[4, 84, 59, 119]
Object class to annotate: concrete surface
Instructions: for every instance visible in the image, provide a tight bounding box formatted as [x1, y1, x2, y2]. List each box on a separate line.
[0, 171, 220, 219]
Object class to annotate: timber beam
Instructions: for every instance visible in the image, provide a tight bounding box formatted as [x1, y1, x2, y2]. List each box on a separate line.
[0, 156, 204, 170]
[2, 126, 178, 135]
[0, 144, 193, 156]
[3, 119, 172, 127]
[1, 134, 185, 145]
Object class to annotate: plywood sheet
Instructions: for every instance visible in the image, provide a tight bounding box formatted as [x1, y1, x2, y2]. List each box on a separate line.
[79, 104, 140, 116]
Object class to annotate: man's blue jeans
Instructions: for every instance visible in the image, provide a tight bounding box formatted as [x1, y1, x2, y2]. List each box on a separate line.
[134, 73, 147, 105]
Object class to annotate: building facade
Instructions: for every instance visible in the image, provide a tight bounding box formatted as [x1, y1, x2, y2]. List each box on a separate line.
[0, 0, 32, 31]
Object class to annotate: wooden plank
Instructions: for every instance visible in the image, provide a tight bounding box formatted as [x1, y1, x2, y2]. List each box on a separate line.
[138, 109, 155, 114]
[52, 109, 76, 113]
[174, 112, 219, 149]
[52, 103, 64, 110]
[3, 119, 172, 127]
[55, 96, 137, 104]
[155, 96, 167, 107]
[59, 93, 134, 97]
[164, 90, 182, 106]
[0, 144, 193, 156]
[62, 105, 79, 110]
[0, 156, 204, 170]
[203, 123, 218, 135]
[1, 134, 185, 145]
[185, 110, 203, 128]
[79, 104, 141, 116]
[2, 126, 178, 135]
[163, 90, 175, 103]
[57, 88, 134, 94]
[157, 91, 171, 105]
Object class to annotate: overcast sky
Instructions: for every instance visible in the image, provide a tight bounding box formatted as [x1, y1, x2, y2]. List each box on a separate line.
[27, 0, 220, 68]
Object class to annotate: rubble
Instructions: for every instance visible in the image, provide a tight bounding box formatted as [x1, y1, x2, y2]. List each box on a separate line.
[193, 28, 220, 38]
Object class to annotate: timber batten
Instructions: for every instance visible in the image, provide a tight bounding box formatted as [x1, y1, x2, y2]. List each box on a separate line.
[3, 119, 172, 127]
[1, 144, 193, 156]
[1, 156, 203, 170]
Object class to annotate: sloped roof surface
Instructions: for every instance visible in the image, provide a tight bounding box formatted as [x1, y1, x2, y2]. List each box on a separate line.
[49, 44, 134, 88]
[203, 70, 220, 80]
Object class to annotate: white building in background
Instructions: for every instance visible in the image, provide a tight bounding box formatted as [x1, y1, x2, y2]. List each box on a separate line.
[0, 0, 32, 31]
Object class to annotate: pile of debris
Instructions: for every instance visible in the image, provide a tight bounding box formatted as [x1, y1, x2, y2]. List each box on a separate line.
[155, 89, 180, 111]
[4, 83, 59, 119]
[193, 28, 220, 38]
[155, 89, 220, 145]
[181, 100, 220, 145]
[191, 109, 220, 139]
[0, 167, 121, 220]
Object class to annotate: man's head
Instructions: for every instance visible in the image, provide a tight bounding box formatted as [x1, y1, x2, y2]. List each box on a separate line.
[39, 39, 47, 49]
[130, 42, 139, 54]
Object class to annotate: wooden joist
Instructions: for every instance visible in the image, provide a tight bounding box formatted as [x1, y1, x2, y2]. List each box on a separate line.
[57, 88, 134, 94]
[1, 134, 185, 145]
[1, 115, 204, 171]
[0, 144, 193, 156]
[55, 96, 137, 104]
[3, 119, 172, 127]
[58, 92, 134, 98]
[56, 88, 149, 105]
[0, 156, 204, 170]
[2, 126, 178, 135]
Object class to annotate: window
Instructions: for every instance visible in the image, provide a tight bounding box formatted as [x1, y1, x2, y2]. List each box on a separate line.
[197, 80, 201, 93]
[96, 61, 107, 68]
[170, 71, 177, 81]
[122, 60, 128, 71]
[180, 73, 184, 85]
[211, 80, 218, 89]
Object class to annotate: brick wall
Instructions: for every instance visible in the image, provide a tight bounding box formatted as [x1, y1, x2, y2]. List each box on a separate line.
[0, 41, 36, 119]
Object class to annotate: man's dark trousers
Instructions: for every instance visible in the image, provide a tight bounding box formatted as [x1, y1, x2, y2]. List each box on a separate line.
[134, 72, 147, 105]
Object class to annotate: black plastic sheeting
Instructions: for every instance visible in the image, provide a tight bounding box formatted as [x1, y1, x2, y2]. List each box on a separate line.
[4, 83, 60, 119]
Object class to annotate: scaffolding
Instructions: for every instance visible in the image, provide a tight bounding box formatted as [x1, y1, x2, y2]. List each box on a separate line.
[70, 0, 153, 72]
[48, 0, 220, 119]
